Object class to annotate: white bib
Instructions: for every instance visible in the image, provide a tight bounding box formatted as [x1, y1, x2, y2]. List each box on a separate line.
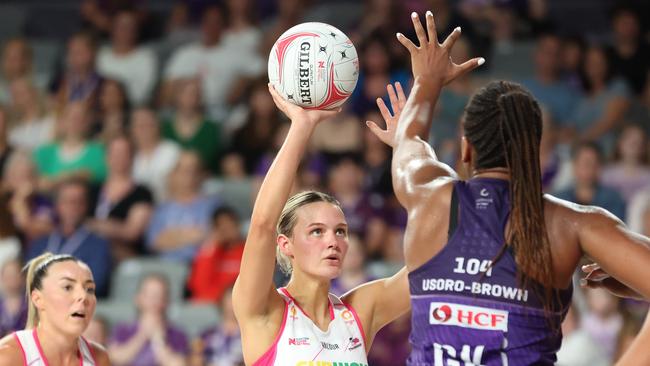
[14, 329, 96, 366]
[253, 288, 369, 366]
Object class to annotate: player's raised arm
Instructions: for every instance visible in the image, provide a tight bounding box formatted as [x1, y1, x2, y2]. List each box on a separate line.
[232, 85, 339, 319]
[381, 11, 483, 208]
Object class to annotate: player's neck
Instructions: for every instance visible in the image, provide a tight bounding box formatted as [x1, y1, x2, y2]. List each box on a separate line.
[35, 323, 79, 364]
[285, 273, 332, 327]
[472, 168, 510, 180]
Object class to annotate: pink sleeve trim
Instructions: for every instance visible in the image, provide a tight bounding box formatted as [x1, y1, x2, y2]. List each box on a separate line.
[13, 333, 27, 366]
[32, 329, 51, 366]
[251, 299, 289, 366]
[342, 301, 368, 348]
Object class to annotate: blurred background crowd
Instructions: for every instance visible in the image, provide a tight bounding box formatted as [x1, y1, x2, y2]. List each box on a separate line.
[0, 0, 648, 365]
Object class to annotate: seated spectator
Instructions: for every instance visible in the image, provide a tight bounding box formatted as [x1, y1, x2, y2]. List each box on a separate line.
[94, 79, 130, 143]
[230, 79, 280, 174]
[130, 108, 181, 203]
[0, 107, 13, 179]
[2, 151, 54, 241]
[83, 315, 109, 346]
[86, 136, 153, 262]
[601, 124, 650, 203]
[521, 33, 578, 127]
[0, 196, 20, 269]
[26, 178, 111, 297]
[162, 78, 222, 173]
[34, 101, 107, 192]
[626, 186, 650, 234]
[581, 288, 624, 363]
[311, 111, 363, 160]
[198, 287, 244, 366]
[0, 258, 27, 337]
[329, 235, 373, 296]
[188, 206, 244, 303]
[96, 9, 157, 106]
[108, 274, 189, 366]
[554, 142, 626, 220]
[0, 38, 45, 105]
[50, 32, 103, 109]
[222, 0, 261, 55]
[146, 151, 220, 262]
[7, 77, 54, 151]
[556, 304, 607, 366]
[162, 5, 263, 121]
[568, 45, 630, 153]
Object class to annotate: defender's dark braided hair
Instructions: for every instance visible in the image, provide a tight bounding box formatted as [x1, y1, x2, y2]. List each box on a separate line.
[463, 80, 556, 314]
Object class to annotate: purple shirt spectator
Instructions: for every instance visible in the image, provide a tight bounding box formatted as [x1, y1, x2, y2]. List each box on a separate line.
[201, 327, 244, 366]
[109, 322, 189, 366]
[0, 297, 27, 336]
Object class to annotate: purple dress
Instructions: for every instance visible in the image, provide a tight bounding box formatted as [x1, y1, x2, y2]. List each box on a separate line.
[109, 322, 189, 366]
[408, 178, 572, 365]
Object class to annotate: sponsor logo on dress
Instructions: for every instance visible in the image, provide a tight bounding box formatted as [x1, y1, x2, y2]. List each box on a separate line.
[347, 337, 363, 351]
[321, 342, 340, 350]
[429, 302, 508, 331]
[288, 337, 311, 346]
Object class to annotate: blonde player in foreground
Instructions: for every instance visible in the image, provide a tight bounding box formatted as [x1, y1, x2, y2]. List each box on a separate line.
[0, 253, 110, 365]
[232, 83, 425, 365]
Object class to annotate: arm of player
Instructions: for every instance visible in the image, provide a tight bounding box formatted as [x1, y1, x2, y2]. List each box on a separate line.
[616, 311, 650, 366]
[578, 207, 650, 300]
[341, 267, 410, 347]
[377, 11, 482, 209]
[232, 84, 340, 319]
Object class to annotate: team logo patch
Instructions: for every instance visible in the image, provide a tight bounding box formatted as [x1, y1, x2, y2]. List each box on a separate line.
[429, 302, 508, 331]
[347, 336, 363, 351]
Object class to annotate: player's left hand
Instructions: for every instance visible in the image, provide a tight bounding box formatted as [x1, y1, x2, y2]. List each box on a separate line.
[581, 263, 644, 300]
[366, 82, 407, 148]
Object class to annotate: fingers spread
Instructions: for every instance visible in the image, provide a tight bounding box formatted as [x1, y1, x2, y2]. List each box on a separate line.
[395, 82, 407, 108]
[442, 27, 462, 50]
[425, 10, 438, 44]
[376, 97, 393, 122]
[411, 12, 428, 47]
[396, 33, 417, 53]
[452, 57, 485, 80]
[387, 84, 399, 111]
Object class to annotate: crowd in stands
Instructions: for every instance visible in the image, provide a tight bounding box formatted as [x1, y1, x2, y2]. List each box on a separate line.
[0, 0, 648, 365]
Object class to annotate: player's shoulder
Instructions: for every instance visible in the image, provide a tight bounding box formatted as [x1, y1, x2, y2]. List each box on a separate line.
[0, 333, 25, 365]
[544, 194, 623, 226]
[86, 340, 111, 366]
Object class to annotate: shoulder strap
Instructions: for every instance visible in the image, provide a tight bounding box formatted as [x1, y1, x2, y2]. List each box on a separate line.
[14, 329, 43, 365]
[79, 337, 97, 365]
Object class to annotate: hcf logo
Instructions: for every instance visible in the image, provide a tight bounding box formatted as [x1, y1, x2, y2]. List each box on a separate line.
[429, 302, 508, 331]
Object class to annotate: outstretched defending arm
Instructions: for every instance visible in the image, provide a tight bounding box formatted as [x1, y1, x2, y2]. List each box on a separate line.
[368, 11, 483, 209]
[233, 85, 339, 319]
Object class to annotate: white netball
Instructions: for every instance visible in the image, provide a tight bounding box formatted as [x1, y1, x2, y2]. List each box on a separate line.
[268, 22, 359, 110]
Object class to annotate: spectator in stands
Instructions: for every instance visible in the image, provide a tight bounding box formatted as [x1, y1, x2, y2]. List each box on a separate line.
[96, 9, 157, 106]
[0, 107, 13, 178]
[162, 78, 221, 173]
[50, 32, 103, 110]
[83, 315, 109, 346]
[361, 113, 392, 196]
[602, 124, 650, 203]
[606, 6, 650, 96]
[328, 157, 389, 258]
[522, 33, 578, 126]
[569, 45, 630, 152]
[367, 313, 411, 366]
[146, 151, 220, 262]
[581, 288, 624, 363]
[556, 304, 607, 366]
[350, 34, 409, 118]
[554, 142, 626, 220]
[198, 287, 244, 366]
[6, 77, 54, 151]
[0, 258, 27, 337]
[561, 35, 586, 93]
[108, 274, 189, 366]
[260, 0, 305, 54]
[2, 151, 54, 241]
[34, 101, 107, 192]
[162, 5, 263, 121]
[164, 2, 199, 46]
[329, 235, 372, 296]
[222, 0, 261, 55]
[94, 79, 129, 143]
[86, 136, 153, 262]
[130, 108, 181, 203]
[231, 79, 281, 174]
[0, 38, 40, 105]
[0, 196, 20, 269]
[188, 206, 244, 303]
[26, 178, 111, 297]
